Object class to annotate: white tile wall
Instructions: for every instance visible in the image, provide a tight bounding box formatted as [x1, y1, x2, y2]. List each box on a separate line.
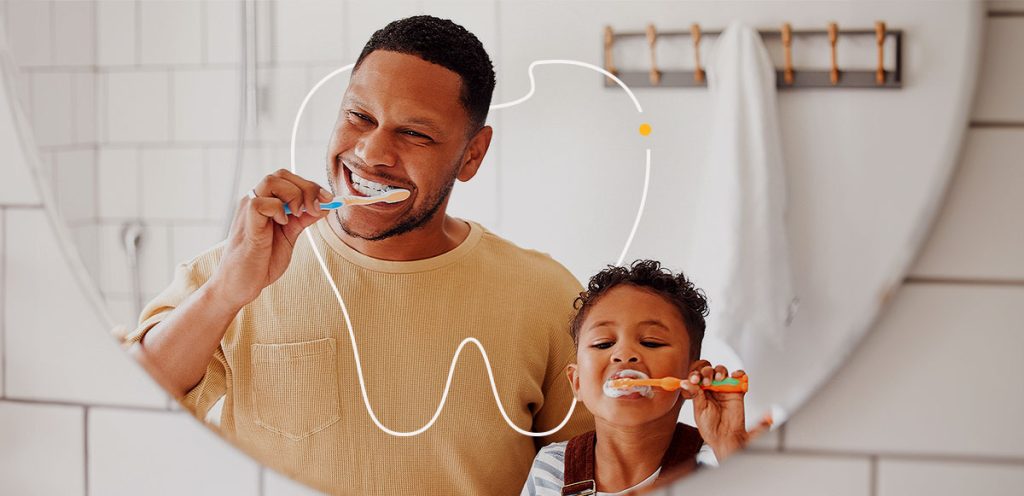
[344, 0, 421, 61]
[139, 147, 205, 220]
[71, 222, 101, 284]
[104, 71, 171, 143]
[171, 223, 222, 265]
[30, 72, 74, 147]
[139, 0, 203, 65]
[98, 148, 141, 219]
[0, 210, 4, 397]
[205, 0, 242, 65]
[173, 68, 239, 142]
[53, 148, 97, 224]
[911, 129, 1024, 280]
[3, 210, 167, 408]
[274, 0, 347, 62]
[263, 469, 328, 496]
[973, 17, 1024, 122]
[97, 0, 137, 66]
[53, 0, 96, 66]
[0, 401, 85, 496]
[5, 0, 51, 67]
[99, 221, 173, 297]
[88, 408, 261, 496]
[665, 452, 871, 496]
[73, 73, 97, 144]
[783, 283, 1024, 458]
[878, 458, 1024, 495]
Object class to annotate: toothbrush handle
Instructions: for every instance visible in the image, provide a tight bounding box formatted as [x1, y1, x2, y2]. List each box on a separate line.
[283, 201, 345, 215]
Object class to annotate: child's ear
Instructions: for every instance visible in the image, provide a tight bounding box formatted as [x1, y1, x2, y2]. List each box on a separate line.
[565, 364, 581, 398]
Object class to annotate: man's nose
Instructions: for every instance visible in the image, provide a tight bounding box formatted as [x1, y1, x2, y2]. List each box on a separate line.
[354, 129, 398, 168]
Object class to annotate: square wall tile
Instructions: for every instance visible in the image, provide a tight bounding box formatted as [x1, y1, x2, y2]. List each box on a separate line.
[911, 129, 1024, 280]
[53, 0, 96, 66]
[0, 210, 4, 396]
[878, 459, 1024, 496]
[73, 73, 98, 145]
[30, 73, 74, 147]
[139, 0, 202, 65]
[105, 72, 171, 143]
[88, 409, 260, 496]
[784, 284, 1024, 458]
[205, 0, 242, 65]
[71, 222, 102, 284]
[98, 148, 141, 219]
[139, 148, 205, 220]
[6, 0, 51, 67]
[204, 147, 237, 222]
[972, 17, 1024, 122]
[4, 210, 168, 407]
[172, 69, 239, 143]
[344, 0, 421, 61]
[97, 0, 137, 66]
[0, 402, 84, 496]
[665, 452, 871, 496]
[53, 148, 98, 224]
[274, 0, 346, 62]
[171, 224, 222, 265]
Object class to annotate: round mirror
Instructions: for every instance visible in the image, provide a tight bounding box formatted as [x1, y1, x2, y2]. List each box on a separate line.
[1, 0, 982, 494]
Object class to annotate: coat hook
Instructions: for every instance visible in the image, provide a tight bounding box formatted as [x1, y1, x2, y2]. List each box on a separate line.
[604, 25, 618, 85]
[875, 21, 886, 85]
[646, 23, 661, 85]
[781, 22, 794, 85]
[691, 23, 705, 83]
[827, 21, 839, 85]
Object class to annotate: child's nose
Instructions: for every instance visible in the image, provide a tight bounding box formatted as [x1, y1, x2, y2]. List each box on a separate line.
[611, 347, 640, 363]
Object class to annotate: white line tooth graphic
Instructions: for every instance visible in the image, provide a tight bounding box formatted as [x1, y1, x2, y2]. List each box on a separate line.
[289, 60, 650, 437]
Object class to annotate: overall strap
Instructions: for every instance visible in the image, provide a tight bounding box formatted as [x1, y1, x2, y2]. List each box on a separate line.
[656, 423, 705, 482]
[561, 430, 597, 496]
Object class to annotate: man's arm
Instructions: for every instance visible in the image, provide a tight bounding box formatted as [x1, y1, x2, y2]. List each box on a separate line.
[130, 169, 333, 397]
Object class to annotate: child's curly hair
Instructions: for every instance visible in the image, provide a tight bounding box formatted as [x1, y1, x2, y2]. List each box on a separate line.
[570, 259, 709, 361]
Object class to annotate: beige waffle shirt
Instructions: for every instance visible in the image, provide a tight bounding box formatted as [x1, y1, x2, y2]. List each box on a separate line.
[125, 218, 593, 495]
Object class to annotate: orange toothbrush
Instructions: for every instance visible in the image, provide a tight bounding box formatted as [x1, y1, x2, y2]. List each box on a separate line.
[610, 375, 748, 393]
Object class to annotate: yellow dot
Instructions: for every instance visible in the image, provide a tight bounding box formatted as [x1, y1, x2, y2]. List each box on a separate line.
[639, 123, 652, 136]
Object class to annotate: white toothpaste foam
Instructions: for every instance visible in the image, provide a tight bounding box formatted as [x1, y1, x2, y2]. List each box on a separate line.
[603, 369, 654, 399]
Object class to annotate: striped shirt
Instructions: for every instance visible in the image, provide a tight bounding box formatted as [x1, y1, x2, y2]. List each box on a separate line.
[521, 436, 718, 495]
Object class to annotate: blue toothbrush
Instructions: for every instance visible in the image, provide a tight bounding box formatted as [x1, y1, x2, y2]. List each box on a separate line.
[283, 189, 410, 215]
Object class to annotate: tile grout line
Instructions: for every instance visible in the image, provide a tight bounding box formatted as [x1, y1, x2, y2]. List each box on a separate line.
[1, 207, 6, 399]
[760, 446, 1024, 466]
[83, 405, 90, 496]
[869, 455, 878, 496]
[904, 276, 1024, 287]
[0, 396, 171, 413]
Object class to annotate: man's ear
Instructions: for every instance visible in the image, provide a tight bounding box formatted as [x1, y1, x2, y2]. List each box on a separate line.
[456, 125, 493, 182]
[565, 363, 581, 399]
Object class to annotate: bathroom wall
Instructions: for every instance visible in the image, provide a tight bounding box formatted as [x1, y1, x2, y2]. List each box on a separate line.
[2, 1, 1022, 495]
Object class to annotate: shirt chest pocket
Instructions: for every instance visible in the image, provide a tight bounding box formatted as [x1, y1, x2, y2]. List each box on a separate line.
[250, 338, 342, 441]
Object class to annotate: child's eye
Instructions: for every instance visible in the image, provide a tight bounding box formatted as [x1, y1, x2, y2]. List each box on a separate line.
[591, 342, 613, 350]
[641, 341, 667, 348]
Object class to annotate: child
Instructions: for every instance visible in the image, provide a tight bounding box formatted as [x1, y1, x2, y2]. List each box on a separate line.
[521, 260, 768, 496]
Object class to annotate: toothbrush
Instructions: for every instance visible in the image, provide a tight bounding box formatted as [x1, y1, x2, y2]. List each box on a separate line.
[282, 188, 411, 215]
[610, 375, 748, 393]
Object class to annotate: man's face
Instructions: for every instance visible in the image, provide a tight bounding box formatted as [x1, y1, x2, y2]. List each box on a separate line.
[568, 285, 694, 428]
[326, 50, 477, 241]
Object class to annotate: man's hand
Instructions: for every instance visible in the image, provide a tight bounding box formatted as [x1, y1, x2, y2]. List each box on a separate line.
[208, 169, 333, 311]
[680, 363, 770, 462]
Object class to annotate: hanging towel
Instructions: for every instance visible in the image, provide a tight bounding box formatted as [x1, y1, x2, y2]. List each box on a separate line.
[688, 21, 799, 361]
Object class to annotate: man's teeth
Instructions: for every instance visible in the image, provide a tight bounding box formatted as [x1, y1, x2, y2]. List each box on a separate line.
[351, 172, 396, 197]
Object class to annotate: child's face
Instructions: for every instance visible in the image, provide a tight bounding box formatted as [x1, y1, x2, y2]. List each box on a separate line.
[567, 285, 694, 427]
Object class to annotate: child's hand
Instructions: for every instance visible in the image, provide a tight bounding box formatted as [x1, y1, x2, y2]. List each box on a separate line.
[680, 364, 762, 462]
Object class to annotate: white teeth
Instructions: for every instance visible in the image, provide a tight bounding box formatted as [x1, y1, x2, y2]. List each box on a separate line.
[350, 170, 395, 196]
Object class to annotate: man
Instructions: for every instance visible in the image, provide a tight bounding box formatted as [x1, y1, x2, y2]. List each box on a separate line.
[126, 15, 592, 495]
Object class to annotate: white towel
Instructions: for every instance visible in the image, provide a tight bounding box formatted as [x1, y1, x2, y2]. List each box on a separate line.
[688, 21, 798, 361]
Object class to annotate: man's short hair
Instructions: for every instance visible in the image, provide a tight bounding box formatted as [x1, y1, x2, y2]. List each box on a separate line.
[570, 260, 709, 361]
[355, 15, 496, 134]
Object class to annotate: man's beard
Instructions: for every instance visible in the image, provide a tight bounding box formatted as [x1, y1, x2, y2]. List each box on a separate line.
[329, 161, 460, 242]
